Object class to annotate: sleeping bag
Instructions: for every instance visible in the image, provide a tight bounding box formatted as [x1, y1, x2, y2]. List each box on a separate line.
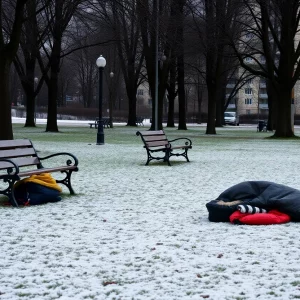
[206, 181, 300, 222]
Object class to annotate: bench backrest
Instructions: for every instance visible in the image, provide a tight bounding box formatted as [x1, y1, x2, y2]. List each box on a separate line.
[95, 117, 109, 122]
[0, 139, 40, 170]
[137, 130, 169, 148]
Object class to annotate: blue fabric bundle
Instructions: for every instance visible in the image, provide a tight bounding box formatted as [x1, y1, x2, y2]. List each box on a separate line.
[206, 181, 300, 222]
[14, 182, 61, 205]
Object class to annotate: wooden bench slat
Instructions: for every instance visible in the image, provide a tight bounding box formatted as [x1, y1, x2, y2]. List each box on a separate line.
[0, 139, 32, 149]
[0, 148, 36, 159]
[137, 130, 165, 136]
[0, 157, 40, 170]
[19, 166, 78, 177]
[143, 135, 168, 142]
[145, 141, 169, 147]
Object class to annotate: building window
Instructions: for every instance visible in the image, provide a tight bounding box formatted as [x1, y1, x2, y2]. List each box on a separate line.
[148, 98, 152, 105]
[245, 88, 252, 95]
[246, 79, 253, 85]
[245, 98, 252, 105]
[246, 109, 251, 115]
[245, 57, 253, 63]
[137, 89, 144, 96]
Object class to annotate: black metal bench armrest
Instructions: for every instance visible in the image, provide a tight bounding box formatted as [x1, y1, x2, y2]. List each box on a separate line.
[168, 137, 192, 147]
[0, 158, 19, 177]
[39, 152, 79, 167]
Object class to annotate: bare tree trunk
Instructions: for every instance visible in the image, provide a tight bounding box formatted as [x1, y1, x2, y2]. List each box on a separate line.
[126, 84, 138, 126]
[274, 85, 293, 137]
[0, 61, 13, 140]
[166, 57, 176, 127]
[0, 0, 29, 140]
[23, 81, 36, 127]
[197, 84, 203, 124]
[137, 0, 171, 130]
[176, 0, 187, 130]
[206, 83, 217, 134]
[46, 41, 60, 132]
[23, 0, 38, 127]
[266, 79, 276, 131]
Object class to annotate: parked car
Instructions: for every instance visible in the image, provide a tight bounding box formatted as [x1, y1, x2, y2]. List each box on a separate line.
[224, 112, 239, 126]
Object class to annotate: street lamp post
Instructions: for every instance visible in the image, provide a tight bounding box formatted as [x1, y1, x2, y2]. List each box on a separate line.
[96, 55, 106, 145]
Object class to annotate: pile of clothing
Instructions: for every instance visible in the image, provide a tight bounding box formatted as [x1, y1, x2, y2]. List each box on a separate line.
[14, 173, 62, 206]
[206, 181, 300, 225]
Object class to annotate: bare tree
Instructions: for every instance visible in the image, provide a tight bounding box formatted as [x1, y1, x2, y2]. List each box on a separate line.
[13, 0, 43, 127]
[137, 0, 190, 130]
[0, 0, 29, 140]
[232, 0, 300, 137]
[165, 48, 177, 127]
[90, 0, 145, 126]
[72, 46, 98, 108]
[188, 0, 243, 134]
[37, 0, 84, 132]
[176, 0, 187, 130]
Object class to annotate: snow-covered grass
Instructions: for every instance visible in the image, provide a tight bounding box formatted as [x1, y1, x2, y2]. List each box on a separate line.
[1, 123, 300, 300]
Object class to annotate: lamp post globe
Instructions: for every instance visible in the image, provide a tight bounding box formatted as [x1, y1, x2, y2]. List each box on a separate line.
[96, 55, 106, 68]
[96, 55, 106, 145]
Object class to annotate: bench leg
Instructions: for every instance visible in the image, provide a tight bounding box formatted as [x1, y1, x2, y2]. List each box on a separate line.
[10, 186, 19, 207]
[1, 176, 19, 207]
[181, 148, 190, 162]
[163, 150, 171, 166]
[145, 151, 151, 165]
[185, 149, 190, 162]
[145, 151, 169, 165]
[144, 149, 172, 166]
[169, 148, 190, 163]
[56, 170, 76, 194]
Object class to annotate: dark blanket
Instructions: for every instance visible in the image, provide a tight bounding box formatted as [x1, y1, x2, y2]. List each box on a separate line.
[206, 181, 300, 222]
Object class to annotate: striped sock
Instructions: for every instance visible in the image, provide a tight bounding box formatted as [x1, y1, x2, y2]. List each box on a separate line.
[237, 205, 267, 214]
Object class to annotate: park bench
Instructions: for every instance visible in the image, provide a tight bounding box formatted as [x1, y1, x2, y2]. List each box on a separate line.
[136, 130, 192, 166]
[0, 139, 79, 207]
[89, 118, 111, 128]
[136, 116, 144, 126]
[89, 120, 98, 128]
[257, 120, 267, 132]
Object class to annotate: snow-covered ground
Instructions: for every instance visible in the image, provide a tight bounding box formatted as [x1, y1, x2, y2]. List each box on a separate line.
[1, 124, 300, 300]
